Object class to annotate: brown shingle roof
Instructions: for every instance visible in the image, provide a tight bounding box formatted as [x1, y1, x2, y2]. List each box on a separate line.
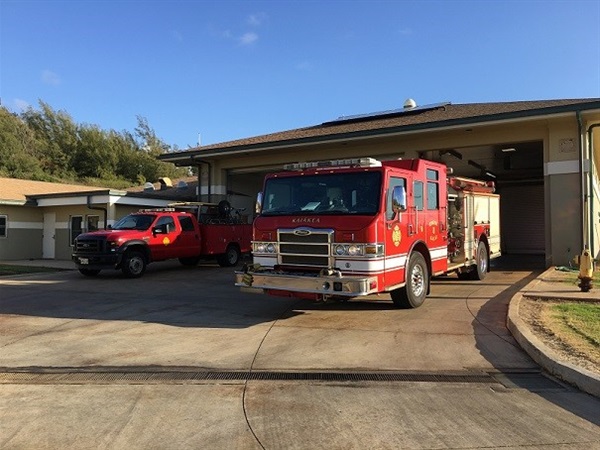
[0, 178, 108, 203]
[162, 98, 600, 161]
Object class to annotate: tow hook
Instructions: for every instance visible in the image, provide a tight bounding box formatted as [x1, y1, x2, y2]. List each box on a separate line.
[577, 248, 594, 292]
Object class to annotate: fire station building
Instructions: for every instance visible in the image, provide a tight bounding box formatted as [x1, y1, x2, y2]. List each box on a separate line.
[159, 98, 600, 268]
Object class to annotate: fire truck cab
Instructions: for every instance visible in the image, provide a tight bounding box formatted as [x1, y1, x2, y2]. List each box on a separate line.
[235, 157, 500, 308]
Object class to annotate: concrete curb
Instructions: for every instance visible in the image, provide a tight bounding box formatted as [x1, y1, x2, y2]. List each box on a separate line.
[507, 291, 600, 398]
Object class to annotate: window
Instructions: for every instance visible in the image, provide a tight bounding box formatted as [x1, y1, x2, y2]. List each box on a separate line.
[178, 216, 195, 232]
[0, 215, 7, 238]
[386, 177, 406, 220]
[155, 215, 176, 233]
[414, 181, 424, 211]
[70, 216, 83, 245]
[86, 215, 99, 232]
[426, 169, 439, 210]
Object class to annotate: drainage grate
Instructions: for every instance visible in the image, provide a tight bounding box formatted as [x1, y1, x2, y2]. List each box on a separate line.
[0, 368, 498, 385]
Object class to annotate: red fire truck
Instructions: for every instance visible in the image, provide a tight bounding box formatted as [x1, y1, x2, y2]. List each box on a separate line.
[235, 157, 500, 308]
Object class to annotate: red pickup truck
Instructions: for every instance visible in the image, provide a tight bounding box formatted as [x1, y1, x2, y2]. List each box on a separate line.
[72, 202, 252, 277]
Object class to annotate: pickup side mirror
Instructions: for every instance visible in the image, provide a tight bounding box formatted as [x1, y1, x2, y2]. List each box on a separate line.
[392, 185, 407, 215]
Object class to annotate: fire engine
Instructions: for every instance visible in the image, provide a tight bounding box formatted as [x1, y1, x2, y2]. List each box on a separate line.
[235, 157, 501, 308]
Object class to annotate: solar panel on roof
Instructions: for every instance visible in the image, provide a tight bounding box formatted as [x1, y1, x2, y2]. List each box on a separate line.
[322, 101, 451, 126]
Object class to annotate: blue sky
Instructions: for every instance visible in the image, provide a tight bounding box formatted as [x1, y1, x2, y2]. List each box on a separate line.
[1, 0, 599, 149]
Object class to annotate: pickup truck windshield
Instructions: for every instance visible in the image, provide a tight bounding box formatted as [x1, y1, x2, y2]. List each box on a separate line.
[261, 171, 381, 216]
[112, 214, 155, 230]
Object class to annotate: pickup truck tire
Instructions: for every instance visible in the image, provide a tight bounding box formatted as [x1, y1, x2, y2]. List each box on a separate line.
[79, 268, 100, 276]
[217, 244, 240, 267]
[391, 252, 428, 309]
[121, 251, 146, 278]
[179, 256, 200, 266]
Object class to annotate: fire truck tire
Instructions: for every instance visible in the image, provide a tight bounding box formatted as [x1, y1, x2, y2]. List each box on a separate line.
[121, 251, 146, 278]
[473, 241, 488, 280]
[391, 252, 428, 309]
[217, 244, 240, 267]
[78, 268, 100, 276]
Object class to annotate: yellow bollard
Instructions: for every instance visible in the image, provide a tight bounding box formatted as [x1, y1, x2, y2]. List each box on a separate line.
[577, 248, 594, 292]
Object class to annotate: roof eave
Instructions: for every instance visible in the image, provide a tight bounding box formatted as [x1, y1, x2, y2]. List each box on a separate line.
[159, 101, 600, 163]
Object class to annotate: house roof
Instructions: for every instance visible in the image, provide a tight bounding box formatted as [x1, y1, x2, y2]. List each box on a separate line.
[0, 177, 109, 204]
[160, 98, 600, 162]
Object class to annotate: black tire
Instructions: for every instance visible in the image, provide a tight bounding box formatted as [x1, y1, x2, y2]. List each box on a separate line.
[217, 245, 240, 267]
[472, 240, 488, 280]
[121, 251, 146, 278]
[391, 252, 428, 308]
[179, 256, 200, 266]
[78, 268, 100, 276]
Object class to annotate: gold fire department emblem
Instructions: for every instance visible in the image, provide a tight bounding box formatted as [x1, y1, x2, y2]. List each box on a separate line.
[392, 224, 401, 247]
[162, 237, 171, 246]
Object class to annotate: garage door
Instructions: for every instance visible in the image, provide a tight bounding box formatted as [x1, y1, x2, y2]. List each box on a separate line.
[499, 184, 545, 254]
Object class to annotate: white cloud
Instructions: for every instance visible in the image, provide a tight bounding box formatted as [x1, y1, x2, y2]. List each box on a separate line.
[247, 13, 267, 27]
[239, 32, 258, 46]
[172, 30, 184, 42]
[41, 69, 61, 86]
[296, 61, 313, 71]
[13, 98, 31, 111]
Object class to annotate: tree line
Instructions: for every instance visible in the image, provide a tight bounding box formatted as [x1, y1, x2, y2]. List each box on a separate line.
[0, 101, 189, 188]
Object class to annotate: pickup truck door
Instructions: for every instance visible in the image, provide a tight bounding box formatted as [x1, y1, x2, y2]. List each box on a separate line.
[175, 215, 202, 257]
[151, 215, 179, 260]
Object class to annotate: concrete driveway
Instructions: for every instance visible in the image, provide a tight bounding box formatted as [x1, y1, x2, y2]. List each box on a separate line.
[1, 262, 599, 449]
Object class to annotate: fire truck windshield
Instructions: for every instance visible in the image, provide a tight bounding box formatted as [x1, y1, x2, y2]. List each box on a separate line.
[261, 171, 381, 216]
[112, 214, 155, 230]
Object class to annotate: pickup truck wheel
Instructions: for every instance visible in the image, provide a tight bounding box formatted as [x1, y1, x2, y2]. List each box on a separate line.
[179, 256, 200, 266]
[472, 241, 488, 280]
[391, 252, 428, 309]
[121, 251, 146, 278]
[217, 245, 240, 267]
[79, 268, 100, 276]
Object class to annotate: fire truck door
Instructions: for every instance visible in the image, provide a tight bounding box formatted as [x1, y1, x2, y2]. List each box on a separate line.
[384, 176, 408, 289]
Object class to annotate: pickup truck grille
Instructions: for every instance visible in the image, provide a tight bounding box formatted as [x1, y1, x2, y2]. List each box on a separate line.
[74, 237, 106, 253]
[278, 229, 333, 268]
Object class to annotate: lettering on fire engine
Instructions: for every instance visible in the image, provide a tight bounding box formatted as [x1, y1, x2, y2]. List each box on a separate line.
[162, 237, 171, 246]
[429, 220, 438, 241]
[292, 217, 321, 224]
[392, 224, 402, 247]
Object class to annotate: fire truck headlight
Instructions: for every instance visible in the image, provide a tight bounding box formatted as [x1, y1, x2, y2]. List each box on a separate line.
[347, 245, 362, 256]
[266, 243, 276, 253]
[334, 245, 346, 256]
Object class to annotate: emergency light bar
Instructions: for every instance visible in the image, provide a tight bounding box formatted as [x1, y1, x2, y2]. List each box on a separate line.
[284, 157, 382, 171]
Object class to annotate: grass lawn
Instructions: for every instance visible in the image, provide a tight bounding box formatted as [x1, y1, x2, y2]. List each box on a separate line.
[541, 301, 600, 368]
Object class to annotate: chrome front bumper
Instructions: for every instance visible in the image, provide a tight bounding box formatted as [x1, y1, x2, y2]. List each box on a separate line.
[235, 268, 377, 297]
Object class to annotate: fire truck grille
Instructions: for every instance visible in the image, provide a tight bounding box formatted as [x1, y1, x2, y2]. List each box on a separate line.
[278, 229, 333, 268]
[75, 237, 106, 253]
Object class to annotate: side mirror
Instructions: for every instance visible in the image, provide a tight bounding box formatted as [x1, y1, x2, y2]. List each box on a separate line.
[255, 192, 263, 214]
[153, 226, 165, 235]
[392, 185, 407, 214]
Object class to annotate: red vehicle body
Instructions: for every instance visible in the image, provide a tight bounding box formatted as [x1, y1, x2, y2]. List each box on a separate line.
[236, 158, 501, 308]
[73, 202, 252, 277]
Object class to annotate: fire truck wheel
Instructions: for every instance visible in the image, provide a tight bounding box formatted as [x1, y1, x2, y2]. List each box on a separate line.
[217, 245, 241, 267]
[391, 252, 428, 309]
[121, 251, 146, 278]
[473, 241, 488, 280]
[78, 268, 100, 276]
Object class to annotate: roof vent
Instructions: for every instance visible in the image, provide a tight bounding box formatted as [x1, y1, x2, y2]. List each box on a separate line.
[177, 180, 188, 189]
[143, 182, 155, 191]
[403, 98, 417, 109]
[159, 177, 173, 190]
